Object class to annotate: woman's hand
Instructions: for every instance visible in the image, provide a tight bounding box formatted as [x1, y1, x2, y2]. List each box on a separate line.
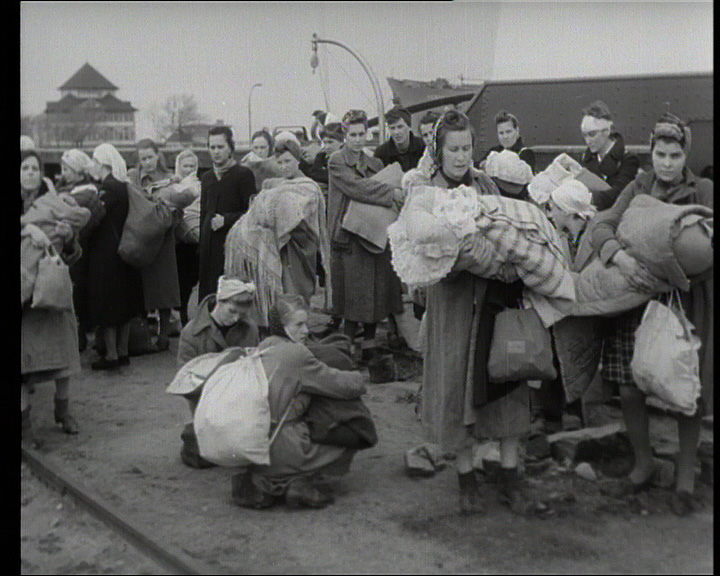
[612, 250, 664, 293]
[211, 214, 225, 231]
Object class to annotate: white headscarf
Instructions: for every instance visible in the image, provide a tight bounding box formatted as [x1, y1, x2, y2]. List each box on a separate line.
[62, 149, 93, 174]
[550, 180, 596, 220]
[174, 148, 199, 178]
[93, 143, 127, 181]
[580, 115, 613, 134]
[216, 276, 256, 302]
[484, 150, 533, 185]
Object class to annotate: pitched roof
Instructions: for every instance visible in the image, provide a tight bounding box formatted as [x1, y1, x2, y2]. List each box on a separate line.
[59, 63, 118, 91]
[46, 93, 136, 114]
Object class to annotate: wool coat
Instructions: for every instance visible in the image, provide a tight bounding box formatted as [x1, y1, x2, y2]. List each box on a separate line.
[84, 174, 145, 327]
[327, 145, 403, 323]
[198, 163, 256, 300]
[252, 336, 366, 483]
[589, 168, 713, 412]
[581, 132, 640, 211]
[373, 133, 426, 172]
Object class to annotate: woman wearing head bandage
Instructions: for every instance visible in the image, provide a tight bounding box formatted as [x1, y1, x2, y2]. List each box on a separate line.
[401, 111, 539, 516]
[84, 143, 145, 370]
[231, 294, 369, 510]
[589, 113, 713, 516]
[327, 109, 404, 364]
[580, 100, 640, 210]
[176, 275, 260, 468]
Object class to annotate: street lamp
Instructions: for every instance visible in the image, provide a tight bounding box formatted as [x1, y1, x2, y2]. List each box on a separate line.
[248, 83, 263, 143]
[311, 33, 386, 142]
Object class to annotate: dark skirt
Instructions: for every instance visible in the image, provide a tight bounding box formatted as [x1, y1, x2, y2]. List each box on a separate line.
[330, 235, 403, 323]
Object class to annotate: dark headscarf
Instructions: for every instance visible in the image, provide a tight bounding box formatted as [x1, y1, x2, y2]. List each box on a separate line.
[266, 294, 307, 340]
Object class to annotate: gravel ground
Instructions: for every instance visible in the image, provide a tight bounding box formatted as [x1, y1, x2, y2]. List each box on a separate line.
[20, 302, 714, 574]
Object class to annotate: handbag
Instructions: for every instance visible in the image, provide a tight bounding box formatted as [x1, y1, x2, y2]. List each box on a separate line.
[31, 243, 74, 311]
[487, 307, 557, 383]
[117, 182, 174, 268]
[631, 292, 702, 416]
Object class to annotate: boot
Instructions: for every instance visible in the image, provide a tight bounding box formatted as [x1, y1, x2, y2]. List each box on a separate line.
[285, 479, 334, 509]
[231, 471, 275, 509]
[21, 407, 43, 449]
[497, 467, 536, 516]
[54, 399, 79, 435]
[458, 471, 483, 515]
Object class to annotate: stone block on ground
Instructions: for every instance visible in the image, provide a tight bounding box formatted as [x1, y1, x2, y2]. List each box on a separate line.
[652, 439, 679, 460]
[547, 422, 629, 465]
[574, 462, 598, 481]
[472, 441, 500, 471]
[701, 415, 713, 431]
[404, 446, 436, 478]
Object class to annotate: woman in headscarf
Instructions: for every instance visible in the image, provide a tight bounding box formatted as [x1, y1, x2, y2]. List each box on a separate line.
[225, 138, 331, 326]
[589, 113, 713, 516]
[21, 151, 89, 444]
[401, 110, 537, 516]
[54, 149, 103, 351]
[127, 139, 181, 351]
[240, 129, 282, 193]
[85, 143, 145, 370]
[231, 295, 369, 510]
[173, 148, 202, 325]
[327, 109, 404, 364]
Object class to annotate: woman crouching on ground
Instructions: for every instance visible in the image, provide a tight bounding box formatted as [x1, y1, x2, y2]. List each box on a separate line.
[232, 295, 370, 510]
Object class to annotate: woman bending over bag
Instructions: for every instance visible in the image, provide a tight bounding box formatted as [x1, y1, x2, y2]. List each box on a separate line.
[589, 113, 713, 516]
[232, 295, 372, 510]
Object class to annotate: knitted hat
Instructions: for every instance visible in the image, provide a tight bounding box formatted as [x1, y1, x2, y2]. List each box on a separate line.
[484, 150, 533, 185]
[61, 149, 93, 174]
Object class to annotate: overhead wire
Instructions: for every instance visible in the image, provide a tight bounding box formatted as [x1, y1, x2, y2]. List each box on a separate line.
[323, 47, 376, 112]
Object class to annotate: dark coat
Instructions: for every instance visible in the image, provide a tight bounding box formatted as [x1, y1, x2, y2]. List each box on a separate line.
[373, 133, 425, 172]
[309, 149, 331, 186]
[84, 174, 144, 327]
[198, 163, 256, 300]
[590, 168, 713, 412]
[581, 132, 640, 211]
[481, 136, 536, 174]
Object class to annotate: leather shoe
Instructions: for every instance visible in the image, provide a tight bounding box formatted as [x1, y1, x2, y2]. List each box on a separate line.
[91, 358, 121, 371]
[285, 481, 334, 509]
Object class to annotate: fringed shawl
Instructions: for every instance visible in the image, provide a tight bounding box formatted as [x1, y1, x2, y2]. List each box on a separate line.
[225, 176, 330, 324]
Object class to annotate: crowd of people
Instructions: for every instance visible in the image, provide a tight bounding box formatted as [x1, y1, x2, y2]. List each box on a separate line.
[20, 99, 712, 517]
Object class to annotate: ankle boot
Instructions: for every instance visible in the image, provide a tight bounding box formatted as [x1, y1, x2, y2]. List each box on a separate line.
[498, 467, 536, 515]
[457, 471, 483, 515]
[21, 407, 43, 448]
[54, 399, 79, 435]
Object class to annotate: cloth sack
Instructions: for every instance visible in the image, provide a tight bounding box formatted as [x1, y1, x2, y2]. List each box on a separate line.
[117, 182, 175, 268]
[631, 294, 702, 416]
[487, 307, 557, 383]
[31, 244, 74, 311]
[193, 350, 272, 467]
[167, 347, 247, 396]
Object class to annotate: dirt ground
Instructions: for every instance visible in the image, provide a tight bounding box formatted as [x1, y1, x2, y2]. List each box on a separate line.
[21, 304, 713, 574]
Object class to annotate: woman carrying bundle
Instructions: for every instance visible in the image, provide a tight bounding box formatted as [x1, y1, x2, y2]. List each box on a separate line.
[127, 139, 181, 351]
[232, 295, 371, 510]
[589, 113, 713, 515]
[401, 110, 538, 515]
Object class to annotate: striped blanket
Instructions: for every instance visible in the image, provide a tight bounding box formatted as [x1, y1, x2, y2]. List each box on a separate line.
[388, 185, 574, 300]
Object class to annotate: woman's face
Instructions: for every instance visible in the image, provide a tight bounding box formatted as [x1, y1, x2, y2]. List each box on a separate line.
[214, 297, 253, 326]
[652, 139, 686, 184]
[545, 199, 569, 229]
[138, 147, 159, 173]
[252, 136, 271, 159]
[61, 161, 84, 184]
[440, 129, 473, 180]
[283, 309, 309, 344]
[275, 150, 300, 179]
[177, 157, 198, 178]
[208, 134, 233, 166]
[20, 155, 42, 192]
[344, 123, 367, 154]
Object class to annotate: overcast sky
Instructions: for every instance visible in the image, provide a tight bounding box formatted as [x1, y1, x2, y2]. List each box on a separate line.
[21, 1, 713, 141]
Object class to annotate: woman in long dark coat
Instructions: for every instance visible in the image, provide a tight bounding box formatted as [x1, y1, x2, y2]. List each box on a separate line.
[327, 109, 404, 363]
[127, 139, 181, 350]
[85, 144, 145, 370]
[198, 126, 256, 301]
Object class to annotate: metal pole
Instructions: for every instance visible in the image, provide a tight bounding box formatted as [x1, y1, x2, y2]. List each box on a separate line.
[248, 83, 262, 143]
[311, 34, 386, 142]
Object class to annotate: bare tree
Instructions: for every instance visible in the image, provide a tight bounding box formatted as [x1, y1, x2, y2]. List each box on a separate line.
[153, 94, 209, 141]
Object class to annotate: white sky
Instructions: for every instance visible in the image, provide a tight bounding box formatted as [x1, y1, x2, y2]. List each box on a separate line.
[21, 1, 713, 141]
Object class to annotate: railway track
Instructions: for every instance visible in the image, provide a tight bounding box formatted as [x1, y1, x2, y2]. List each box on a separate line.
[21, 445, 219, 575]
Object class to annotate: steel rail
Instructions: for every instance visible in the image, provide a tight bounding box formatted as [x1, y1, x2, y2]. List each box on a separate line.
[21, 446, 220, 575]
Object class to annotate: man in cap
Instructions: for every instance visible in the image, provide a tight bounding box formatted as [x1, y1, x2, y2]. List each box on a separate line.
[580, 100, 639, 210]
[480, 110, 536, 173]
[373, 105, 425, 171]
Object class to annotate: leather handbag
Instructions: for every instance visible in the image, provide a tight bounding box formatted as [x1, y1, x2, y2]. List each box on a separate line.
[487, 307, 557, 383]
[31, 244, 74, 311]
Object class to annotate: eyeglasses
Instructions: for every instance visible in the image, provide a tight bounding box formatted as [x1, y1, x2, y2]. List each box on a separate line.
[581, 128, 610, 138]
